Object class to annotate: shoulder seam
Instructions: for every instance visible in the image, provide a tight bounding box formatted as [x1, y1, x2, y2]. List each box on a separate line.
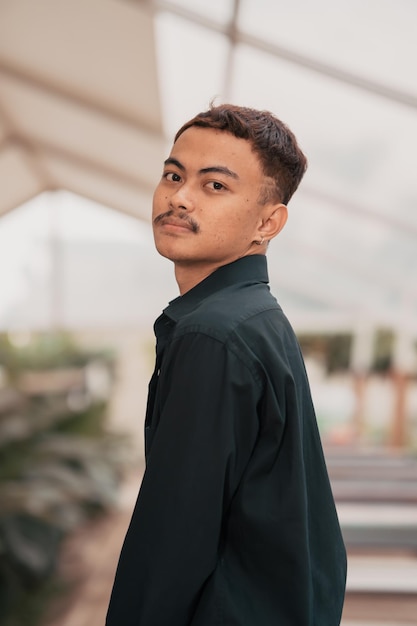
[170, 325, 266, 390]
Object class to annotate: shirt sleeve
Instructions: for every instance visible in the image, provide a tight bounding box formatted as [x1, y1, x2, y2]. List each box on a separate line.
[106, 331, 262, 626]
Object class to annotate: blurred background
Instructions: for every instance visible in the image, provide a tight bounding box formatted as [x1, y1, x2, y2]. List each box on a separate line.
[0, 0, 416, 624]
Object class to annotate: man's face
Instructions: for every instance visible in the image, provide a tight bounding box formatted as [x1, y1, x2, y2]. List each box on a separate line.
[152, 126, 270, 271]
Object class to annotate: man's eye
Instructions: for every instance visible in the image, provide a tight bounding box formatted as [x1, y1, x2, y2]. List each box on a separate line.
[165, 172, 181, 182]
[208, 181, 225, 191]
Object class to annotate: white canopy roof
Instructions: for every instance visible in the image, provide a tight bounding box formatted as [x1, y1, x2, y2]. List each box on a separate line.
[0, 0, 163, 220]
[0, 0, 416, 335]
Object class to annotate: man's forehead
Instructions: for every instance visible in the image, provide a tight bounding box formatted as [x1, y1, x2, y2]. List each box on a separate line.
[168, 127, 260, 173]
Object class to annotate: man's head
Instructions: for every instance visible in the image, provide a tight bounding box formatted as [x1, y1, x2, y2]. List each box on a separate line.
[174, 103, 307, 206]
[152, 104, 307, 292]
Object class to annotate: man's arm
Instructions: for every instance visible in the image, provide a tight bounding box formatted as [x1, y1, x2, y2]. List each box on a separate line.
[106, 331, 261, 626]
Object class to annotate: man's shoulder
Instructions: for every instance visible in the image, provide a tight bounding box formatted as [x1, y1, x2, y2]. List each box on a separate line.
[174, 282, 284, 342]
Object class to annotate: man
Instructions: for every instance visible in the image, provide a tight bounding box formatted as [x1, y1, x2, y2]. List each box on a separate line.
[106, 104, 347, 625]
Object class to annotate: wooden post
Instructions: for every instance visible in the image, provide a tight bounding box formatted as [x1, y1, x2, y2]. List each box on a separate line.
[389, 331, 416, 449]
[389, 370, 408, 448]
[350, 325, 374, 443]
[352, 372, 367, 442]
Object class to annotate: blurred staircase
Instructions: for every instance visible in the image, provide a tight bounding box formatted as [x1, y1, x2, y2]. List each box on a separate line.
[325, 447, 417, 625]
[44, 449, 417, 626]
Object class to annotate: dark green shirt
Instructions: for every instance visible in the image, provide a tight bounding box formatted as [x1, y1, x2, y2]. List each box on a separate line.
[106, 255, 346, 625]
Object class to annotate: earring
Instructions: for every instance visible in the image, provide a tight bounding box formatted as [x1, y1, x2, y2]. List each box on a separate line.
[256, 237, 265, 246]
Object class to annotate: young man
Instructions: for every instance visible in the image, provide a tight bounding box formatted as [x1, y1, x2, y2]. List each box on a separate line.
[106, 104, 347, 625]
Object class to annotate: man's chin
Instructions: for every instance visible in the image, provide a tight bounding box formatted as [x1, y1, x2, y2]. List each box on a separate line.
[154, 244, 190, 264]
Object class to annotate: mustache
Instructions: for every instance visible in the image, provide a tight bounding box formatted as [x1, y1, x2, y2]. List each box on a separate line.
[153, 210, 200, 233]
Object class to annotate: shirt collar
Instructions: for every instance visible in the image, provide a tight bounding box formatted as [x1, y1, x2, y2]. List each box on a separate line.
[163, 255, 269, 323]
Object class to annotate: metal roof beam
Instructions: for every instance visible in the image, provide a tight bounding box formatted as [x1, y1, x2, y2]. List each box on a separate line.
[0, 63, 162, 139]
[299, 186, 417, 240]
[136, 0, 417, 111]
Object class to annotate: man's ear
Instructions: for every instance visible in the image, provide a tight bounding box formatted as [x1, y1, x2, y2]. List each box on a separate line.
[258, 203, 288, 241]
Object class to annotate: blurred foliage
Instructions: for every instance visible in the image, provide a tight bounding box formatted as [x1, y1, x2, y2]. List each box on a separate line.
[298, 329, 406, 374]
[52, 399, 107, 437]
[0, 331, 129, 626]
[298, 333, 352, 373]
[372, 328, 394, 372]
[0, 332, 113, 381]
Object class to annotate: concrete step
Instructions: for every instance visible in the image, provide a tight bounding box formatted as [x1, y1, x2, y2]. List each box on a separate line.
[338, 503, 417, 550]
[346, 553, 417, 594]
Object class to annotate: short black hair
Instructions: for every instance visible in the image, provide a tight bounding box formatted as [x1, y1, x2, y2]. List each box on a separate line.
[175, 103, 308, 205]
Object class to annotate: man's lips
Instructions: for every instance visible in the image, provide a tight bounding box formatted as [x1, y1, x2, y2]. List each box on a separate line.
[159, 218, 194, 231]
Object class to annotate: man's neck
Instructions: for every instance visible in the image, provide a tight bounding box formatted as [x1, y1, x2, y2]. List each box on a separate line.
[174, 263, 220, 295]
[174, 251, 266, 295]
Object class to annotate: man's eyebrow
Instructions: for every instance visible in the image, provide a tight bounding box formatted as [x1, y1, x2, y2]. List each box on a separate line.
[199, 166, 239, 179]
[163, 159, 239, 180]
[164, 157, 185, 171]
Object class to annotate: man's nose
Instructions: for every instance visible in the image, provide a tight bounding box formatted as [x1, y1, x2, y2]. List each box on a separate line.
[170, 182, 194, 211]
